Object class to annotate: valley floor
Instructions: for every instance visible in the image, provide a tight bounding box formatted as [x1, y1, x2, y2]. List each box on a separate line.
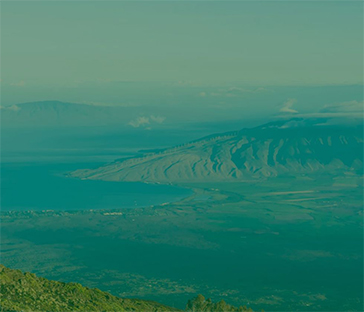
[1, 174, 363, 311]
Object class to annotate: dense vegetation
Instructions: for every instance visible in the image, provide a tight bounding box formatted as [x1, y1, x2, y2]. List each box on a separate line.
[0, 265, 179, 312]
[0, 265, 254, 312]
[186, 295, 253, 312]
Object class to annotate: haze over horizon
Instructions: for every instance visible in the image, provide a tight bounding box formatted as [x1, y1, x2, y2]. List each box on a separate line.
[2, 1, 363, 108]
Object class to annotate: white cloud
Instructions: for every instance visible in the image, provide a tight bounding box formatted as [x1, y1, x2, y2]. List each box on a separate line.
[321, 100, 363, 114]
[277, 100, 363, 120]
[0, 104, 20, 111]
[280, 98, 298, 113]
[128, 116, 150, 128]
[77, 101, 133, 107]
[174, 80, 198, 87]
[209, 87, 269, 98]
[128, 115, 166, 128]
[227, 87, 268, 94]
[150, 115, 166, 124]
[10, 81, 25, 87]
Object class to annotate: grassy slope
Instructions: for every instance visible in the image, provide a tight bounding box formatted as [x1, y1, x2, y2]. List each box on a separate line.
[0, 265, 254, 312]
[0, 265, 180, 312]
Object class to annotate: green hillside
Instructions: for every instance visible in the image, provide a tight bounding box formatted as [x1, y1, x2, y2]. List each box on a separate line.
[0, 265, 179, 312]
[0, 265, 254, 312]
[186, 295, 253, 312]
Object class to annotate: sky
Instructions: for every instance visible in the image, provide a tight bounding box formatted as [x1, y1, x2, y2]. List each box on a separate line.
[1, 1, 363, 160]
[1, 1, 363, 90]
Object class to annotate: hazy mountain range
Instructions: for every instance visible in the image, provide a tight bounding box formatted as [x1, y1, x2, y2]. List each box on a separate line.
[0, 100, 265, 130]
[0, 101, 141, 128]
[0, 101, 267, 162]
[71, 118, 363, 183]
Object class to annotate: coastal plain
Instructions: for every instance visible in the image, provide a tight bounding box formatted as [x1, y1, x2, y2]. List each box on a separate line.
[1, 174, 362, 311]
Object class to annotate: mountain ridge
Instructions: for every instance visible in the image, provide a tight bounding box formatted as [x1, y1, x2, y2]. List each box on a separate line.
[71, 119, 363, 183]
[1, 100, 141, 128]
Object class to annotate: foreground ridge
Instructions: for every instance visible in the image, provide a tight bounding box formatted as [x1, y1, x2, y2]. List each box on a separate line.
[0, 265, 255, 312]
[186, 295, 254, 312]
[0, 265, 179, 312]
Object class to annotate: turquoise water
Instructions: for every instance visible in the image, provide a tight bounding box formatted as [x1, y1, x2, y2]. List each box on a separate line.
[0, 162, 191, 211]
[1, 162, 362, 311]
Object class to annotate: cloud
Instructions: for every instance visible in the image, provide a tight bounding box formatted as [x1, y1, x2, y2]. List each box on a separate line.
[174, 80, 198, 87]
[198, 92, 207, 97]
[280, 98, 298, 113]
[276, 100, 363, 121]
[150, 115, 166, 124]
[208, 86, 269, 98]
[10, 81, 25, 87]
[128, 116, 150, 128]
[76, 101, 139, 107]
[128, 115, 166, 128]
[227, 87, 268, 93]
[320, 100, 363, 114]
[0, 104, 20, 111]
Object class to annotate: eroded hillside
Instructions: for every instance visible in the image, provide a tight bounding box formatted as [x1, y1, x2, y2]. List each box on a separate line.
[71, 119, 363, 183]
